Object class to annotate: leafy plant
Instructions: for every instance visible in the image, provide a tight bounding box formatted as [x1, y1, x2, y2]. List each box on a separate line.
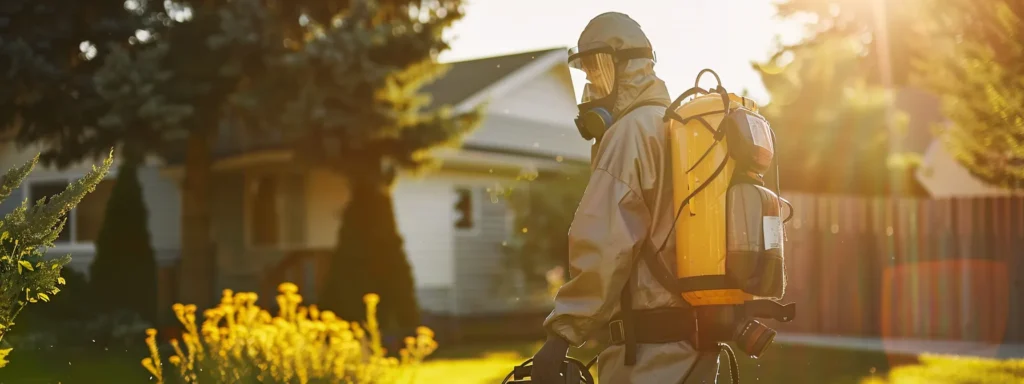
[143, 283, 438, 383]
[0, 151, 113, 367]
[911, 0, 1024, 189]
[491, 166, 589, 306]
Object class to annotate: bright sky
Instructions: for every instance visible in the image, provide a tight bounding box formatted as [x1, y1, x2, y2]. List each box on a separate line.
[439, 0, 811, 106]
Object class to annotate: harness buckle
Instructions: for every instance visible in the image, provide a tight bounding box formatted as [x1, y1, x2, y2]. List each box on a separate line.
[609, 319, 625, 344]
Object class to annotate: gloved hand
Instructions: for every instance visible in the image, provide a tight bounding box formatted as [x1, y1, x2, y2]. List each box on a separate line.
[530, 332, 571, 384]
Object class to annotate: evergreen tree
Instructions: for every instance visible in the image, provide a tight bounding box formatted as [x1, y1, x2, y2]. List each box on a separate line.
[84, 40, 193, 324]
[244, 0, 484, 330]
[0, 0, 169, 325]
[0, 0, 294, 311]
[0, 152, 113, 368]
[0, 0, 146, 165]
[911, 1, 1024, 189]
[87, 162, 158, 323]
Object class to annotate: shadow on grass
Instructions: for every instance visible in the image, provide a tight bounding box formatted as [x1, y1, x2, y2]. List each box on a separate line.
[0, 346, 149, 384]
[423, 340, 905, 384]
[0, 339, 927, 384]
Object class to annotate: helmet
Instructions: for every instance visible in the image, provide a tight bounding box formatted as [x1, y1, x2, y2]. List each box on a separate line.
[501, 357, 596, 384]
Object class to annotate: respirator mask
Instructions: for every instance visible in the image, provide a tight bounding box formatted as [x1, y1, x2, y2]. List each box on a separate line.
[568, 43, 654, 143]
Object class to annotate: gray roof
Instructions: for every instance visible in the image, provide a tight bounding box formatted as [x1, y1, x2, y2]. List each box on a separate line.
[421, 47, 566, 110]
[462, 113, 591, 163]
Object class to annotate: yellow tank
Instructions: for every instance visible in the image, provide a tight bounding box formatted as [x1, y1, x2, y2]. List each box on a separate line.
[669, 92, 760, 306]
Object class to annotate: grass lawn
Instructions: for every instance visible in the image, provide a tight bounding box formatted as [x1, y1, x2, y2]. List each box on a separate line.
[0, 339, 923, 384]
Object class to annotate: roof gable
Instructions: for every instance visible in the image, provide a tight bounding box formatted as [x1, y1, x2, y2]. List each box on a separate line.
[422, 47, 566, 110]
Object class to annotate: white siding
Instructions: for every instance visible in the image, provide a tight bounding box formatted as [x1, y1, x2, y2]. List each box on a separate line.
[138, 165, 181, 260]
[439, 172, 518, 315]
[305, 168, 350, 248]
[916, 140, 1021, 197]
[0, 143, 183, 275]
[487, 66, 579, 129]
[392, 174, 456, 288]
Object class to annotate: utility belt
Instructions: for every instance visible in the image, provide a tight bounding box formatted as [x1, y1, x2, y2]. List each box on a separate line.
[606, 302, 791, 355]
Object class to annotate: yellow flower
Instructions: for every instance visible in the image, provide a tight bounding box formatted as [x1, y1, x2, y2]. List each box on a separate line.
[363, 293, 380, 306]
[140, 286, 438, 382]
[278, 282, 299, 294]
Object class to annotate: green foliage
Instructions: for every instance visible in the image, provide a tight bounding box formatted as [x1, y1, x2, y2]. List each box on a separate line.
[861, 354, 1024, 383]
[92, 42, 196, 152]
[0, 0, 146, 167]
[496, 167, 589, 301]
[326, 180, 418, 332]
[89, 162, 158, 324]
[0, 151, 114, 367]
[767, 0, 927, 87]
[257, 0, 484, 174]
[753, 33, 912, 196]
[754, 0, 931, 196]
[228, 0, 484, 331]
[911, 1, 1024, 189]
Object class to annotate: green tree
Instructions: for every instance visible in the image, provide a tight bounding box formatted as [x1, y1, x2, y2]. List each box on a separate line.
[84, 41, 196, 324]
[911, 1, 1024, 189]
[244, 0, 484, 331]
[498, 166, 589, 302]
[2, 0, 301, 311]
[0, 0, 146, 154]
[753, 0, 928, 196]
[0, 152, 113, 368]
[753, 34, 913, 196]
[768, 0, 927, 87]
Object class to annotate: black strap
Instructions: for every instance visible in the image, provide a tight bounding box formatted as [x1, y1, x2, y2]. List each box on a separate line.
[620, 255, 639, 365]
[609, 308, 696, 345]
[743, 300, 797, 323]
[616, 78, 732, 367]
[677, 275, 736, 292]
[617, 154, 730, 367]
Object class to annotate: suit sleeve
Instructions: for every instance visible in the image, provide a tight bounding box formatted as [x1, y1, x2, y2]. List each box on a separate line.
[542, 165, 652, 347]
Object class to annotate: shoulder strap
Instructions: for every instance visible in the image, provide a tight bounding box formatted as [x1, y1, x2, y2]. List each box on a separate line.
[619, 99, 669, 120]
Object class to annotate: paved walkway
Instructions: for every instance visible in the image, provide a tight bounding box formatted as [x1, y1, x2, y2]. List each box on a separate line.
[776, 333, 1024, 359]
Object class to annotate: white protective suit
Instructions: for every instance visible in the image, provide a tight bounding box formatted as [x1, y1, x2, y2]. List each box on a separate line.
[543, 12, 723, 384]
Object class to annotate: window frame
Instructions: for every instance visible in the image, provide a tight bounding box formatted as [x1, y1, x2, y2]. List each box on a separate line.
[21, 170, 119, 252]
[452, 185, 482, 236]
[243, 170, 303, 251]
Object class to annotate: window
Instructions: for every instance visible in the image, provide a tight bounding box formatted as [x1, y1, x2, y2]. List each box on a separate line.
[453, 187, 475, 230]
[27, 177, 115, 245]
[249, 175, 280, 247]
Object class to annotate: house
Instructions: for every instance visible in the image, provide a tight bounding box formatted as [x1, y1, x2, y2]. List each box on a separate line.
[0, 47, 591, 322]
[892, 86, 1023, 197]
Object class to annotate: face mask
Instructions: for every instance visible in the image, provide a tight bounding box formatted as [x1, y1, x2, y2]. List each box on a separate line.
[568, 44, 652, 143]
[574, 84, 616, 142]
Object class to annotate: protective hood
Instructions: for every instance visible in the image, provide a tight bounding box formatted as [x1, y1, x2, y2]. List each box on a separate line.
[576, 12, 671, 117]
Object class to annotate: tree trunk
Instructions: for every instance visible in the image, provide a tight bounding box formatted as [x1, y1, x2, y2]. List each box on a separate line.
[178, 129, 215, 310]
[320, 162, 420, 332]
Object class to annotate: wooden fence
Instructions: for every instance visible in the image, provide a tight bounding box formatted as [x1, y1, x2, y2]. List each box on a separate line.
[775, 193, 1024, 344]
